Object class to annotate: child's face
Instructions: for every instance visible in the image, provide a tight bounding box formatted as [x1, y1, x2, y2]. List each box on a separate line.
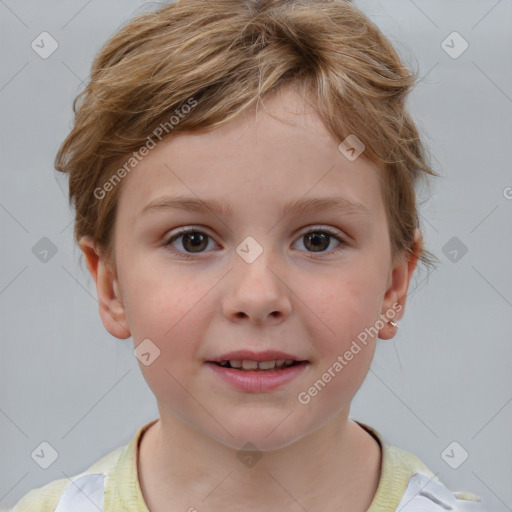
[83, 85, 416, 450]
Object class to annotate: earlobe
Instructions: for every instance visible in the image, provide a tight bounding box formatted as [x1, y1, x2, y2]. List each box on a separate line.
[79, 236, 131, 340]
[378, 230, 422, 340]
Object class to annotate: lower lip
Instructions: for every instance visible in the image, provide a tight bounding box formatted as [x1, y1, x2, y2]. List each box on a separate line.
[206, 362, 309, 392]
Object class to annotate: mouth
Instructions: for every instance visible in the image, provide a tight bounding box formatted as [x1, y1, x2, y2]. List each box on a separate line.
[209, 359, 307, 371]
[206, 357, 310, 392]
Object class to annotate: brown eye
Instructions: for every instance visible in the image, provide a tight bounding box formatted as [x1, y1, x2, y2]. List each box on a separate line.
[303, 232, 331, 252]
[164, 226, 345, 259]
[166, 229, 215, 255]
[180, 232, 209, 252]
[294, 228, 345, 255]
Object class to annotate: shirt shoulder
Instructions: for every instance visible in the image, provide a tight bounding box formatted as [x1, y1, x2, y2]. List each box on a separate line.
[397, 472, 494, 511]
[11, 420, 156, 512]
[357, 422, 494, 512]
[11, 477, 69, 512]
[11, 444, 124, 512]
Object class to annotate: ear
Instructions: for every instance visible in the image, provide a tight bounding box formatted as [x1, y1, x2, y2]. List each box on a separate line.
[378, 229, 422, 340]
[79, 235, 131, 339]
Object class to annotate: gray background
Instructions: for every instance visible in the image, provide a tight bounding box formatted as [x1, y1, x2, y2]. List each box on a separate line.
[1, 0, 511, 510]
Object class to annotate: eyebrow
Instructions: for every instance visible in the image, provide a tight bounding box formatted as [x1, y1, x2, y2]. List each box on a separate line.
[140, 194, 370, 219]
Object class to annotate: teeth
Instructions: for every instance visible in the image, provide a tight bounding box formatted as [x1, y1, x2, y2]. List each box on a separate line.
[241, 360, 259, 370]
[258, 360, 276, 370]
[222, 359, 296, 370]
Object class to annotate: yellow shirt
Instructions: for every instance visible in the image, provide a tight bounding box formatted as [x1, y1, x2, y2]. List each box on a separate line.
[12, 419, 484, 512]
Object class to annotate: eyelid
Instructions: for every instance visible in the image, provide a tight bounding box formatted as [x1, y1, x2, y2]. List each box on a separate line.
[297, 224, 343, 236]
[164, 225, 218, 245]
[165, 224, 345, 242]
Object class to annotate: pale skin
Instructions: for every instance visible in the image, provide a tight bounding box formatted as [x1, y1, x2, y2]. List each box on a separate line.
[80, 84, 420, 512]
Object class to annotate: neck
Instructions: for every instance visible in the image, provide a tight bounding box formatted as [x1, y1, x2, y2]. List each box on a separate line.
[137, 412, 382, 512]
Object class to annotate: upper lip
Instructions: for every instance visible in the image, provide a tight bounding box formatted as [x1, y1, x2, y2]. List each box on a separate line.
[208, 350, 306, 362]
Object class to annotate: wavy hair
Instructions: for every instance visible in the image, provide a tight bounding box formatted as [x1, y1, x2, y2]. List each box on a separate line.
[55, 0, 438, 271]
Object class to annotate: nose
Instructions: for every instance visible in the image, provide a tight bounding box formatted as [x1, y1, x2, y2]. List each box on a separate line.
[222, 250, 292, 325]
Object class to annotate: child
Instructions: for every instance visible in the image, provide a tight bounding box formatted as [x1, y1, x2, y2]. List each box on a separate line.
[13, 0, 492, 510]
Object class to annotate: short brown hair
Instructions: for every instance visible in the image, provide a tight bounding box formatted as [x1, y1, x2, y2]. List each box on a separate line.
[55, 0, 438, 272]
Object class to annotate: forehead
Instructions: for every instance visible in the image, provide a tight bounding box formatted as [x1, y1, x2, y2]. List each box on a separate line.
[115, 85, 385, 221]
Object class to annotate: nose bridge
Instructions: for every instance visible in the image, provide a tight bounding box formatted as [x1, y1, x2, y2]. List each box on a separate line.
[234, 237, 283, 296]
[222, 236, 292, 323]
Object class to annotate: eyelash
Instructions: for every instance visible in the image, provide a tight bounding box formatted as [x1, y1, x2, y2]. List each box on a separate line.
[163, 226, 346, 260]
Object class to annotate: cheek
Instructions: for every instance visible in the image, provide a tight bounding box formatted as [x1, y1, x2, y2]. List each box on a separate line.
[121, 257, 212, 342]
[311, 274, 384, 349]
[118, 257, 217, 378]
[296, 280, 379, 419]
[123, 268, 216, 413]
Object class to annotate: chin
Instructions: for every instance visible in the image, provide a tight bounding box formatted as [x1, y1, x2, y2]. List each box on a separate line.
[205, 416, 310, 452]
